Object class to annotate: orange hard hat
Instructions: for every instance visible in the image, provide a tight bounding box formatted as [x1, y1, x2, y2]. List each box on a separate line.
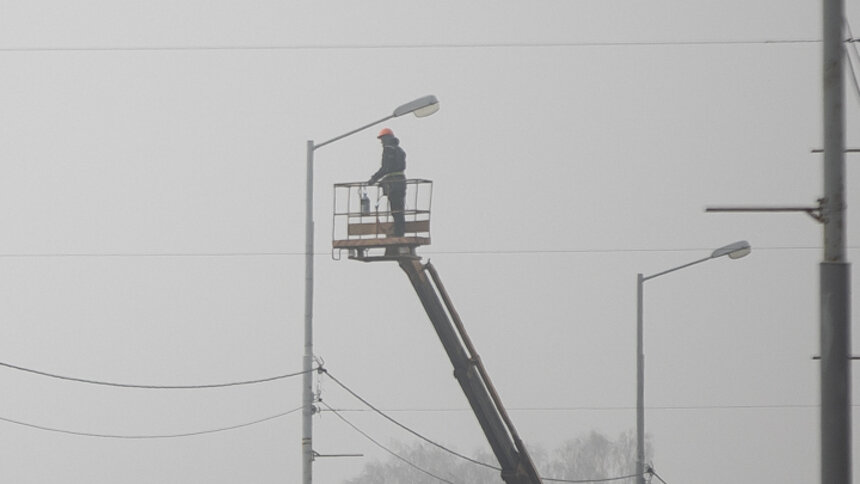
[377, 127, 394, 138]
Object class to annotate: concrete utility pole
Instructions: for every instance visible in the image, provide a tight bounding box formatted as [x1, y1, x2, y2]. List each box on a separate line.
[820, 0, 851, 482]
[707, 5, 851, 480]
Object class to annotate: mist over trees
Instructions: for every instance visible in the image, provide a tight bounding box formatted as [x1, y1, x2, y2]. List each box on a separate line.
[344, 430, 651, 484]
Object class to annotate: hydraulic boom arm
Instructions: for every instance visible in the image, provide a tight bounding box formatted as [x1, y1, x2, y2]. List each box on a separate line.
[398, 258, 543, 484]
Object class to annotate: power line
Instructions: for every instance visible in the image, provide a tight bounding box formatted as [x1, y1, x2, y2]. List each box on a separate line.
[323, 370, 499, 471]
[0, 244, 854, 259]
[0, 251, 303, 259]
[649, 467, 669, 484]
[0, 38, 822, 54]
[323, 370, 649, 484]
[0, 360, 314, 389]
[845, 21, 860, 103]
[320, 401, 457, 484]
[543, 471, 646, 483]
[422, 245, 846, 256]
[0, 405, 302, 439]
[321, 402, 828, 413]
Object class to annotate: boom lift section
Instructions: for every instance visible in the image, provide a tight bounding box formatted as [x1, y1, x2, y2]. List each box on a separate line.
[333, 181, 543, 484]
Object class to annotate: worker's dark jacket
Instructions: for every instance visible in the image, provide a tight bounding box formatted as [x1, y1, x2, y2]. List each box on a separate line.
[368, 136, 406, 196]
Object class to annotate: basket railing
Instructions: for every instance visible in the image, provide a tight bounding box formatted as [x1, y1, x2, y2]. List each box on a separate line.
[332, 179, 433, 258]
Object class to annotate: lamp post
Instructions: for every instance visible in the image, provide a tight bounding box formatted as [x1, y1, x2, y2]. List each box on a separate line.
[635, 240, 751, 484]
[302, 95, 439, 484]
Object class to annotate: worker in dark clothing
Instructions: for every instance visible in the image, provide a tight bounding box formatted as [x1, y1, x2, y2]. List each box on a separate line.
[368, 127, 407, 237]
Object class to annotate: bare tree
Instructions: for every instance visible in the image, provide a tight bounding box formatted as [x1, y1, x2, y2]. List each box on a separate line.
[545, 430, 647, 483]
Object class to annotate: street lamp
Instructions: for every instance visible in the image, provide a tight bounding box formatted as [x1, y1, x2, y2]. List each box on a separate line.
[635, 240, 751, 484]
[302, 95, 439, 484]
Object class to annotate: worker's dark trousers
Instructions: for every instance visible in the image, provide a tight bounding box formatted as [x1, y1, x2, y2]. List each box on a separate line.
[384, 182, 406, 236]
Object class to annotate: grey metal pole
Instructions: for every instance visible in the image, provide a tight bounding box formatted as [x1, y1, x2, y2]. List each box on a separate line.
[298, 114, 397, 484]
[303, 140, 315, 484]
[633, 242, 748, 483]
[821, 0, 851, 482]
[299, 96, 437, 484]
[636, 273, 645, 484]
[636, 255, 710, 484]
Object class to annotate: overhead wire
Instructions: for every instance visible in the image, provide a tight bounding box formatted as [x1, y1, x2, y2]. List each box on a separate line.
[422, 245, 841, 256]
[0, 359, 314, 389]
[847, 48, 860, 103]
[844, 21, 860, 103]
[320, 402, 827, 413]
[0, 38, 821, 54]
[0, 360, 659, 480]
[0, 363, 651, 481]
[322, 369, 499, 471]
[0, 405, 302, 439]
[649, 467, 669, 484]
[320, 401, 457, 484]
[0, 357, 817, 414]
[323, 369, 649, 484]
[0, 251, 303, 258]
[0, 245, 855, 259]
[543, 472, 646, 483]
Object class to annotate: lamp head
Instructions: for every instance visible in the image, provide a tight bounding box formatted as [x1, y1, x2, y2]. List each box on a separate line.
[393, 95, 440, 118]
[711, 240, 751, 260]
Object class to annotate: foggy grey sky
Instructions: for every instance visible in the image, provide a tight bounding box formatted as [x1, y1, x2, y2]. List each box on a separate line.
[1, 1, 859, 483]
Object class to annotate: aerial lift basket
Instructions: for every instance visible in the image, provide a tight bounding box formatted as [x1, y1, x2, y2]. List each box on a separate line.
[332, 179, 433, 261]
